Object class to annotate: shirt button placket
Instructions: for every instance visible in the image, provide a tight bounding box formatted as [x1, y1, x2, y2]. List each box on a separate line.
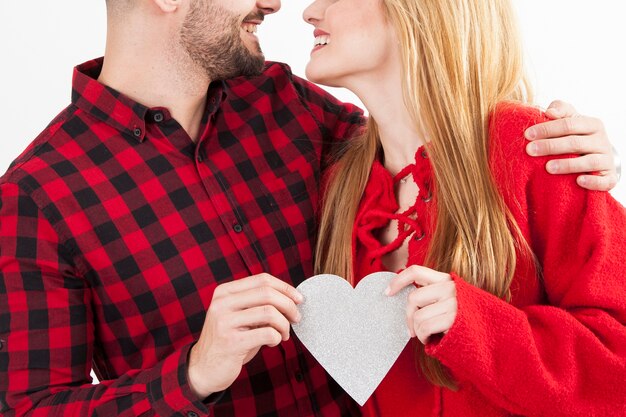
[295, 371, 305, 382]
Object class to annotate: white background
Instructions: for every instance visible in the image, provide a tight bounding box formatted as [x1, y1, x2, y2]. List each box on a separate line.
[0, 1, 624, 204]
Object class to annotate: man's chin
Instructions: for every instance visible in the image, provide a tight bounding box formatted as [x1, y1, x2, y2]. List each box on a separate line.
[241, 58, 266, 77]
[241, 50, 266, 75]
[242, 38, 264, 58]
[224, 53, 265, 79]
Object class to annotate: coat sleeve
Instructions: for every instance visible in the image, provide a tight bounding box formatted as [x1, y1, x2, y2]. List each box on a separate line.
[426, 104, 626, 417]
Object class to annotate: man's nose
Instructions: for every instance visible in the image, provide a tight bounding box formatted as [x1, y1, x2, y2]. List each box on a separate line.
[257, 0, 281, 15]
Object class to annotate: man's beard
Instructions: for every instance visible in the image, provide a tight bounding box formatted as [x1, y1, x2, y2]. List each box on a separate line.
[180, 0, 265, 80]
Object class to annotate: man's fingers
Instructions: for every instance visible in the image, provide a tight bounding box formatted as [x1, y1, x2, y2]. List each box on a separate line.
[525, 117, 604, 140]
[224, 286, 302, 323]
[229, 306, 292, 341]
[242, 327, 283, 350]
[577, 174, 619, 192]
[545, 153, 612, 175]
[216, 273, 303, 304]
[526, 136, 606, 157]
[524, 111, 617, 183]
[544, 100, 578, 119]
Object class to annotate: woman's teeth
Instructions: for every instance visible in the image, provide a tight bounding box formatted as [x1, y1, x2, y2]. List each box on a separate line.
[314, 35, 330, 47]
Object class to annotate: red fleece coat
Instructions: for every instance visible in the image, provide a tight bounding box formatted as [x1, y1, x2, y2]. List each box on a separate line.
[352, 103, 626, 417]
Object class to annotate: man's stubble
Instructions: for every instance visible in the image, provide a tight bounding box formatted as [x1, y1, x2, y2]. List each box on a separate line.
[180, 0, 266, 81]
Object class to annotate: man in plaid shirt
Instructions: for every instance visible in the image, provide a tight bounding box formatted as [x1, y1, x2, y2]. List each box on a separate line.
[0, 1, 618, 416]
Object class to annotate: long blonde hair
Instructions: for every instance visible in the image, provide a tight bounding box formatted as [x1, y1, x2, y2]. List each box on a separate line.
[315, 0, 535, 389]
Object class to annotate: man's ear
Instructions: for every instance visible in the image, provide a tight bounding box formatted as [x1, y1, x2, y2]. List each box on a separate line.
[152, 0, 182, 14]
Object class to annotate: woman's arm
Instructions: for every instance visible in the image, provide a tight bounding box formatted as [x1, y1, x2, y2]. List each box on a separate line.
[387, 104, 626, 416]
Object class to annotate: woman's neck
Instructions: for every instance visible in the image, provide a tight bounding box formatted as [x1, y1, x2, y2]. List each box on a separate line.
[348, 72, 425, 175]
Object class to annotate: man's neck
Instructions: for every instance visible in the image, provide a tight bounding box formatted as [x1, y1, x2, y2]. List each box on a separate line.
[98, 38, 211, 142]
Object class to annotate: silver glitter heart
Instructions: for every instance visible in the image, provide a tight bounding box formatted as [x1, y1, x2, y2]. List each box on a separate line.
[292, 272, 411, 406]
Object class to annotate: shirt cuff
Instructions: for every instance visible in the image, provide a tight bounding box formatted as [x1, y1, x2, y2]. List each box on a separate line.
[142, 343, 212, 417]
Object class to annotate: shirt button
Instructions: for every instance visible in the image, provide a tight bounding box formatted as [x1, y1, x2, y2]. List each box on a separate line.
[233, 224, 243, 233]
[154, 112, 164, 123]
[0, 339, 4, 350]
[196, 154, 203, 163]
[186, 412, 199, 417]
[133, 127, 142, 137]
[295, 371, 305, 382]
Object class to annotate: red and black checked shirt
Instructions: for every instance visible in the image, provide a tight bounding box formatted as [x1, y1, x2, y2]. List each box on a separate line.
[0, 58, 364, 417]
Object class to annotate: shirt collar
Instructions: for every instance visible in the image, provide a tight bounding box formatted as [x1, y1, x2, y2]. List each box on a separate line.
[71, 57, 227, 143]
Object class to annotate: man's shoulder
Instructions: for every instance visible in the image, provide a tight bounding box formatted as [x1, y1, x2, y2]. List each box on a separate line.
[224, 61, 308, 96]
[1, 104, 85, 190]
[262, 60, 296, 78]
[224, 61, 364, 140]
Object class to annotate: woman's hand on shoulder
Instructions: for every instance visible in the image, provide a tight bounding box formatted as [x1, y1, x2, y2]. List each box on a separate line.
[523, 100, 619, 191]
[386, 265, 457, 345]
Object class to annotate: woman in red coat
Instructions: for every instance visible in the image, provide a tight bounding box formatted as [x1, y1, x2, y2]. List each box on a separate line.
[304, 0, 626, 415]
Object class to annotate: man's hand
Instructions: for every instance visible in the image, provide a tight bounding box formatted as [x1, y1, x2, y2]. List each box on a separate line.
[187, 273, 303, 399]
[524, 100, 619, 191]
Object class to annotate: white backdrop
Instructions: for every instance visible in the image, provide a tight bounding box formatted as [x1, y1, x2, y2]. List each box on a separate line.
[0, 1, 624, 204]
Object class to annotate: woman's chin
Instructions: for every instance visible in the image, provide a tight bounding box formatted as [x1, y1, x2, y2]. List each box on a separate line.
[305, 66, 341, 88]
[305, 65, 323, 84]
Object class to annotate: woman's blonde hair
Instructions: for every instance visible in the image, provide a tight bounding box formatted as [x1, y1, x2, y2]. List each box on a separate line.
[315, 0, 535, 389]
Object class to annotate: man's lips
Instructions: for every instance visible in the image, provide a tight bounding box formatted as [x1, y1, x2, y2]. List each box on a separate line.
[241, 10, 264, 35]
[242, 20, 262, 35]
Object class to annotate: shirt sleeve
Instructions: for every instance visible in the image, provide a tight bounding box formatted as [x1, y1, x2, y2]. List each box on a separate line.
[425, 106, 626, 416]
[0, 181, 210, 417]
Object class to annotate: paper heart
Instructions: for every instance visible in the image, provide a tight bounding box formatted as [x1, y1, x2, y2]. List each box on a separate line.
[291, 272, 411, 406]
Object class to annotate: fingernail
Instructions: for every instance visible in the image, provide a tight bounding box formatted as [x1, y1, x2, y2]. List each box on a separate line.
[527, 142, 538, 156]
[578, 176, 587, 186]
[546, 161, 559, 173]
[525, 128, 536, 140]
[384, 286, 391, 296]
[296, 292, 304, 303]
